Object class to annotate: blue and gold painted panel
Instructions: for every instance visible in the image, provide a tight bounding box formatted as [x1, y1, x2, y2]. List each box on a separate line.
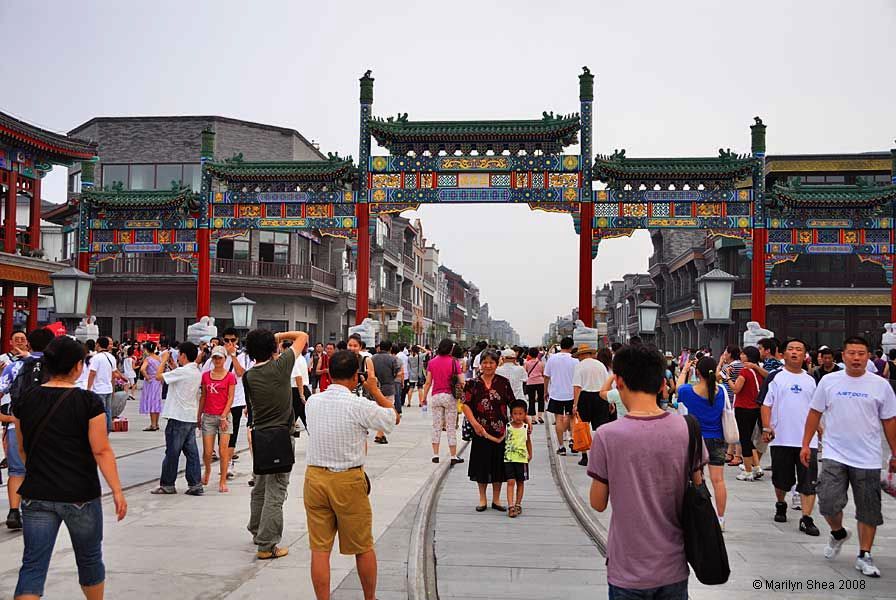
[369, 154, 581, 173]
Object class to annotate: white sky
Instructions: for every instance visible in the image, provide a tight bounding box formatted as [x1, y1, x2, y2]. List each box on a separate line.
[4, 1, 894, 344]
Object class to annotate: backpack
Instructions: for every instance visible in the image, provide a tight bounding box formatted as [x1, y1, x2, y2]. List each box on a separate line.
[9, 356, 49, 407]
[754, 368, 780, 408]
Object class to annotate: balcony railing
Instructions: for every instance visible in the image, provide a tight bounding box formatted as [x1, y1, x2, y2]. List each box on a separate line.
[403, 254, 416, 271]
[402, 298, 413, 313]
[379, 287, 399, 307]
[96, 255, 193, 276]
[96, 256, 336, 287]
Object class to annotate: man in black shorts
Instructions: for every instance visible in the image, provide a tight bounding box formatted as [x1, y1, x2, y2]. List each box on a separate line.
[544, 337, 578, 456]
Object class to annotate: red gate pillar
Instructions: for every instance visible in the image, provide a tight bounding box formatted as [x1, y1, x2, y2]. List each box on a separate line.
[29, 176, 41, 252]
[2, 285, 13, 351]
[578, 202, 594, 327]
[196, 229, 211, 319]
[4, 170, 17, 254]
[751, 228, 767, 327]
[356, 204, 370, 324]
[26, 285, 38, 331]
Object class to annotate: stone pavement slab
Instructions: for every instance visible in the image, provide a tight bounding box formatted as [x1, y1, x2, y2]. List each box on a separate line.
[556, 414, 896, 599]
[434, 421, 607, 600]
[0, 404, 441, 598]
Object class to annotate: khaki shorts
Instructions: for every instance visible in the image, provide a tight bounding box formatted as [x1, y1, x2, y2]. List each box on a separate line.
[304, 466, 373, 555]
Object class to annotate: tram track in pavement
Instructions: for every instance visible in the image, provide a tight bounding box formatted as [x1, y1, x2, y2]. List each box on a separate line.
[410, 415, 609, 600]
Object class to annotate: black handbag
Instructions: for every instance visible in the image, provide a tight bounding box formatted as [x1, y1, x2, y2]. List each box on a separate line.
[681, 415, 730, 585]
[243, 374, 295, 475]
[461, 417, 474, 441]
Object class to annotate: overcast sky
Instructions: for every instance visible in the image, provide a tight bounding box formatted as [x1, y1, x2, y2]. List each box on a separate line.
[4, 1, 894, 344]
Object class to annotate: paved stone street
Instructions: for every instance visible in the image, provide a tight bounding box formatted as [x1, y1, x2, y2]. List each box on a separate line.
[557, 416, 896, 599]
[0, 401, 440, 599]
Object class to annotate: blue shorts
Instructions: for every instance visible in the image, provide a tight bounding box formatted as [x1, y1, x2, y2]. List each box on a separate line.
[6, 427, 26, 477]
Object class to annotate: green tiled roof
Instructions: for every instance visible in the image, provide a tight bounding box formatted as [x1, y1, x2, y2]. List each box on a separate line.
[594, 152, 757, 182]
[82, 187, 198, 209]
[368, 113, 580, 150]
[769, 181, 896, 208]
[205, 158, 355, 182]
[0, 111, 96, 163]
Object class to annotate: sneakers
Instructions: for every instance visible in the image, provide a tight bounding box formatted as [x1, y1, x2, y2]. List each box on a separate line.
[791, 490, 802, 511]
[556, 447, 567, 456]
[577, 455, 588, 467]
[736, 470, 755, 481]
[5, 509, 22, 530]
[855, 553, 881, 577]
[824, 529, 851, 560]
[568, 442, 579, 454]
[774, 501, 788, 523]
[799, 516, 820, 536]
[754, 466, 764, 479]
[185, 485, 204, 496]
[450, 457, 464, 466]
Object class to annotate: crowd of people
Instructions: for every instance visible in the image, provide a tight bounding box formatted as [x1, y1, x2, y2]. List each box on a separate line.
[0, 323, 894, 599]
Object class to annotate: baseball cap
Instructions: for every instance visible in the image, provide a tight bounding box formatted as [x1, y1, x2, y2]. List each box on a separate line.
[211, 345, 227, 358]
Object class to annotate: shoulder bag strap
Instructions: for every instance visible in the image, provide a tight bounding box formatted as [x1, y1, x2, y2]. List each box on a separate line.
[526, 359, 539, 376]
[683, 414, 700, 484]
[25, 387, 76, 455]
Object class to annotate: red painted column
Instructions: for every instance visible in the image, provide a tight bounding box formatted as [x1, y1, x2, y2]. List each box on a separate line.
[26, 285, 38, 331]
[578, 202, 594, 327]
[29, 176, 41, 251]
[891, 262, 896, 323]
[2, 285, 13, 352]
[196, 228, 211, 319]
[751, 228, 767, 327]
[4, 170, 17, 254]
[356, 203, 370, 324]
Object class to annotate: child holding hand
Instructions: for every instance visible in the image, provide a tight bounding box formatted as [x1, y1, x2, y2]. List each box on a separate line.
[504, 400, 532, 518]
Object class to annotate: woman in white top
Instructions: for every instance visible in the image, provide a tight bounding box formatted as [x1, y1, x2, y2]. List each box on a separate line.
[122, 346, 137, 395]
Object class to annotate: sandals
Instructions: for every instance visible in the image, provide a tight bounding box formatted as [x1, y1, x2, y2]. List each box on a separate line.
[508, 505, 523, 518]
[727, 456, 743, 467]
[374, 436, 388, 444]
[143, 426, 158, 432]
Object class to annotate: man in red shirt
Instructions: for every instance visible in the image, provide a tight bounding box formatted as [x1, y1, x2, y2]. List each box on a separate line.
[316, 343, 336, 391]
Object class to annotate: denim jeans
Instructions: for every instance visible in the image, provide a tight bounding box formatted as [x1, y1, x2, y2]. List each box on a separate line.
[160, 419, 201, 489]
[97, 393, 113, 432]
[608, 579, 688, 600]
[16, 497, 104, 597]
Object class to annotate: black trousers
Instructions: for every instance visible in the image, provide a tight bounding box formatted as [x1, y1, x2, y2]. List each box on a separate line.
[525, 383, 545, 415]
[291, 387, 311, 429]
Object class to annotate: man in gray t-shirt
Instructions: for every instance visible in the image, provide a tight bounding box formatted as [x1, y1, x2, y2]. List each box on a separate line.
[371, 340, 402, 402]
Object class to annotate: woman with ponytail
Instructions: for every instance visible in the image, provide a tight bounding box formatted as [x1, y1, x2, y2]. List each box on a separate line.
[676, 355, 728, 530]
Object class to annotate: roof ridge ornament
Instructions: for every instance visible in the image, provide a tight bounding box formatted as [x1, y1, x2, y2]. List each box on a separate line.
[225, 152, 244, 164]
[610, 148, 626, 161]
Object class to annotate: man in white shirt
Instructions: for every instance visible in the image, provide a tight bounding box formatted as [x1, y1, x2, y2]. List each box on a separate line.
[572, 344, 609, 467]
[88, 336, 124, 433]
[290, 342, 310, 433]
[761, 338, 820, 536]
[496, 349, 527, 401]
[802, 336, 896, 577]
[544, 337, 579, 456]
[304, 350, 398, 600]
[151, 342, 203, 496]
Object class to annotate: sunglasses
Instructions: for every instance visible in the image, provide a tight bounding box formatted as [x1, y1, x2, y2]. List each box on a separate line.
[223, 338, 238, 343]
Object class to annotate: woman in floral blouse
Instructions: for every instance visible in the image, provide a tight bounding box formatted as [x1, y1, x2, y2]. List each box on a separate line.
[461, 348, 514, 512]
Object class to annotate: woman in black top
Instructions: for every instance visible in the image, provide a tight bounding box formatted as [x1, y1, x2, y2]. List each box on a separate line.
[12, 336, 127, 599]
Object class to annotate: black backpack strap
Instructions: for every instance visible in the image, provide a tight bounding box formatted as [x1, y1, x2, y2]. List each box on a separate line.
[684, 414, 702, 482]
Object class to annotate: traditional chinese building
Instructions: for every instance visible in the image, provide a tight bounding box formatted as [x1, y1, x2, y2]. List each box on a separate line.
[0, 111, 96, 349]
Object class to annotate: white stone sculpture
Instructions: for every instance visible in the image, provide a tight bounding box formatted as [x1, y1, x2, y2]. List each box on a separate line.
[207, 316, 218, 341]
[74, 315, 99, 343]
[742, 321, 774, 349]
[348, 318, 378, 349]
[186, 316, 212, 345]
[573, 319, 600, 351]
[882, 323, 896, 355]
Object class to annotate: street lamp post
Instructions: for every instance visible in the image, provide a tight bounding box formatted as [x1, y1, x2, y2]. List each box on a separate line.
[637, 299, 660, 343]
[49, 267, 95, 335]
[696, 269, 738, 357]
[229, 294, 256, 334]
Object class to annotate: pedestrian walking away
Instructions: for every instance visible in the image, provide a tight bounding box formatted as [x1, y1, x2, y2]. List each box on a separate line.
[139, 343, 163, 432]
[588, 344, 706, 599]
[571, 343, 609, 467]
[151, 342, 203, 496]
[303, 349, 398, 600]
[243, 329, 308, 560]
[87, 337, 125, 433]
[11, 335, 127, 599]
[544, 337, 578, 456]
[761, 338, 821, 536]
[523, 347, 546, 424]
[802, 336, 896, 578]
[676, 355, 728, 530]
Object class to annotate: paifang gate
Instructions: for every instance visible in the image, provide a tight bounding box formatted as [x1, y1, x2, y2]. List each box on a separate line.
[73, 68, 896, 327]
